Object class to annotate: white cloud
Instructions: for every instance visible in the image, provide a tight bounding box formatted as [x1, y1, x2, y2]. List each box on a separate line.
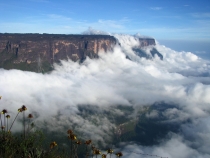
[150, 7, 163, 10]
[0, 14, 130, 34]
[47, 14, 72, 21]
[98, 19, 124, 29]
[121, 134, 209, 158]
[0, 34, 210, 154]
[191, 12, 210, 18]
[82, 27, 110, 35]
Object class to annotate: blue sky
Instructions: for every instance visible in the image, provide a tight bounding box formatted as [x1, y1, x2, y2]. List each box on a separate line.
[0, 0, 210, 40]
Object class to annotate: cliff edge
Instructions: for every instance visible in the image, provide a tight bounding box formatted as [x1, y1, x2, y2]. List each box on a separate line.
[0, 33, 159, 72]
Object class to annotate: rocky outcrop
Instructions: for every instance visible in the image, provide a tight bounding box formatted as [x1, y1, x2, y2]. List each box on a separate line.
[133, 47, 163, 60]
[0, 33, 160, 72]
[0, 34, 116, 72]
[131, 38, 163, 60]
[138, 38, 156, 47]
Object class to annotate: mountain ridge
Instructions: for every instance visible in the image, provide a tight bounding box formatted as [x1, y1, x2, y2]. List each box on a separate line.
[0, 33, 160, 72]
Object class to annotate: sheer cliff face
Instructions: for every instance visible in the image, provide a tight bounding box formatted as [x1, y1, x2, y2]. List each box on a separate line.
[0, 34, 156, 72]
[0, 34, 117, 72]
[138, 38, 156, 47]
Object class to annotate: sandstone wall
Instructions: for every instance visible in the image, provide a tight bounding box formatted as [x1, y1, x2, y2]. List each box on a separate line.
[0, 34, 156, 72]
[0, 34, 116, 72]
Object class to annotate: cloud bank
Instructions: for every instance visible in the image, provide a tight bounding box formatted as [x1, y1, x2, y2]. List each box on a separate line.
[0, 34, 210, 157]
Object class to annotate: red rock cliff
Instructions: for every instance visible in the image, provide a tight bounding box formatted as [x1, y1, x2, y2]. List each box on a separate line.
[0, 34, 156, 72]
[0, 34, 116, 72]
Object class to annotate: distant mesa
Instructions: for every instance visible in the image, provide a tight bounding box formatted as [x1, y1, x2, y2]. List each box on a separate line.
[0, 33, 162, 72]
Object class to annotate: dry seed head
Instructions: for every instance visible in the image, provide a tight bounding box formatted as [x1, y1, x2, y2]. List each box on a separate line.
[102, 154, 107, 158]
[69, 134, 77, 140]
[67, 129, 73, 134]
[18, 108, 23, 112]
[107, 149, 114, 154]
[75, 140, 82, 145]
[85, 139, 92, 145]
[93, 149, 101, 155]
[6, 115, 10, 119]
[2, 109, 7, 114]
[0, 96, 2, 99]
[28, 114, 33, 118]
[116, 152, 123, 157]
[22, 105, 27, 111]
[50, 141, 57, 149]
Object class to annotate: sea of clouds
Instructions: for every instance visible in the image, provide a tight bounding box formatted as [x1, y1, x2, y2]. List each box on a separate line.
[0, 31, 210, 157]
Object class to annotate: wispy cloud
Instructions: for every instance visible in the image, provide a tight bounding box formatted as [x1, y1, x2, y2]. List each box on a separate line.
[29, 0, 49, 3]
[195, 51, 206, 54]
[0, 14, 131, 34]
[47, 14, 72, 21]
[75, 17, 130, 33]
[97, 18, 130, 29]
[153, 15, 181, 19]
[150, 7, 162, 10]
[191, 12, 210, 18]
[126, 26, 210, 40]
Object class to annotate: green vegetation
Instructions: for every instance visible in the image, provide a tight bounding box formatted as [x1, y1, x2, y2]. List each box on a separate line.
[0, 104, 123, 158]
